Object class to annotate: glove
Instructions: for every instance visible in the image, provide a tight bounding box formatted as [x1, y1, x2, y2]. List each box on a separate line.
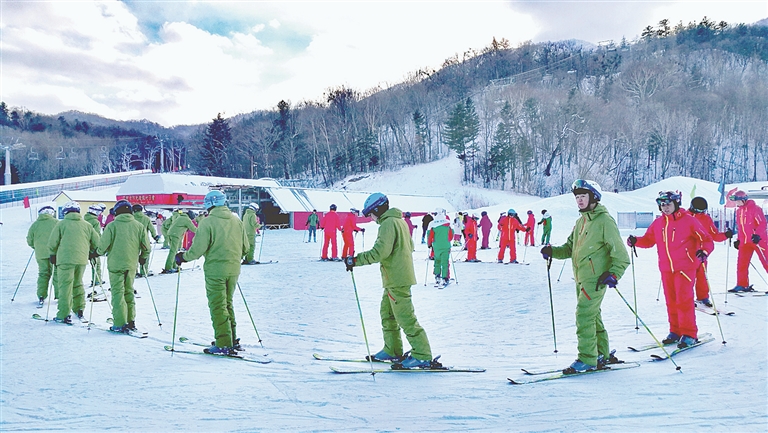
[88, 250, 100, 260]
[752, 234, 761, 244]
[540, 246, 552, 260]
[724, 228, 733, 239]
[468, 233, 473, 239]
[734, 240, 740, 250]
[361, 228, 365, 233]
[526, 227, 531, 232]
[627, 235, 637, 247]
[695, 249, 708, 263]
[49, 255, 56, 266]
[344, 256, 355, 272]
[138, 256, 146, 265]
[597, 271, 618, 288]
[174, 252, 187, 266]
[154, 235, 162, 242]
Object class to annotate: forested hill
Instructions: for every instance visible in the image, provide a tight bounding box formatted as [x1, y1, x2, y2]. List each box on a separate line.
[2, 17, 767, 197]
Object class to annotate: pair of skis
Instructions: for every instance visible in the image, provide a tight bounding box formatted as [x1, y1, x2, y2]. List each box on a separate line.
[312, 353, 485, 374]
[31, 313, 147, 338]
[164, 337, 272, 364]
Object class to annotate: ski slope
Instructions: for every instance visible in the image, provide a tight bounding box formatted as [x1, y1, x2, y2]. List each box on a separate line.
[1, 169, 766, 432]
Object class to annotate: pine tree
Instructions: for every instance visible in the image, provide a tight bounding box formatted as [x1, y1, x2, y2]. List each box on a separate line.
[444, 98, 480, 182]
[200, 113, 232, 176]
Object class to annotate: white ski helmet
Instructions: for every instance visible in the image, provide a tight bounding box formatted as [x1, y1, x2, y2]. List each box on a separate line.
[88, 204, 103, 215]
[38, 206, 56, 216]
[62, 201, 81, 215]
[572, 179, 602, 203]
[248, 202, 259, 212]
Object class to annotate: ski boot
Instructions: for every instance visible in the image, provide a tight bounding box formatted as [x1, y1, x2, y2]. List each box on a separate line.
[662, 332, 680, 345]
[204, 345, 236, 356]
[563, 359, 597, 374]
[728, 285, 754, 293]
[367, 349, 401, 362]
[597, 349, 623, 369]
[677, 335, 698, 349]
[53, 315, 73, 325]
[398, 355, 431, 369]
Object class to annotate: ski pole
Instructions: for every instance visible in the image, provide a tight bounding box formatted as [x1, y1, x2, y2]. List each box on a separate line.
[748, 260, 768, 285]
[656, 280, 662, 302]
[302, 229, 307, 243]
[87, 264, 97, 331]
[630, 246, 639, 330]
[556, 259, 567, 282]
[450, 250, 458, 284]
[256, 226, 266, 263]
[349, 270, 376, 378]
[724, 238, 731, 304]
[144, 275, 162, 328]
[546, 258, 558, 353]
[362, 231, 365, 250]
[11, 251, 35, 302]
[702, 263, 726, 345]
[612, 285, 682, 371]
[423, 251, 430, 286]
[170, 265, 182, 355]
[237, 282, 265, 350]
[91, 258, 112, 313]
[522, 245, 528, 263]
[44, 264, 55, 321]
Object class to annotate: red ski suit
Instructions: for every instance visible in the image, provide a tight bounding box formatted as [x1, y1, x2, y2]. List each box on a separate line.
[464, 218, 478, 261]
[734, 199, 768, 287]
[341, 213, 361, 258]
[524, 213, 536, 246]
[497, 215, 526, 262]
[690, 212, 728, 301]
[478, 215, 493, 249]
[634, 209, 713, 339]
[320, 210, 340, 259]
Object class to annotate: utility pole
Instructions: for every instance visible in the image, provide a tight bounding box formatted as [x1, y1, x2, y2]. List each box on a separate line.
[1, 138, 25, 185]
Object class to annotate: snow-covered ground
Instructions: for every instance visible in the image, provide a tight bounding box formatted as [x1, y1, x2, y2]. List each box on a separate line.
[1, 165, 766, 432]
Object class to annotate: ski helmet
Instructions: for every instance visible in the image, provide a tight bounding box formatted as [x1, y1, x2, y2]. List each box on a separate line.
[187, 210, 196, 220]
[329, 204, 337, 211]
[404, 211, 411, 218]
[204, 190, 227, 209]
[88, 204, 102, 215]
[248, 202, 259, 212]
[689, 197, 708, 213]
[98, 203, 107, 211]
[572, 179, 602, 202]
[362, 192, 389, 217]
[729, 190, 748, 201]
[38, 206, 55, 216]
[350, 207, 360, 215]
[132, 204, 143, 213]
[62, 201, 81, 215]
[114, 200, 132, 216]
[481, 211, 487, 217]
[527, 210, 533, 215]
[541, 209, 547, 214]
[656, 191, 682, 210]
[507, 209, 517, 216]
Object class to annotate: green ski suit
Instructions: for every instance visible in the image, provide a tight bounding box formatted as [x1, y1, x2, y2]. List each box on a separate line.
[84, 212, 104, 285]
[549, 203, 630, 366]
[242, 208, 260, 263]
[133, 210, 157, 276]
[48, 212, 100, 320]
[161, 213, 175, 248]
[164, 213, 196, 272]
[428, 219, 453, 279]
[181, 206, 249, 349]
[97, 213, 151, 328]
[26, 213, 59, 300]
[354, 208, 432, 361]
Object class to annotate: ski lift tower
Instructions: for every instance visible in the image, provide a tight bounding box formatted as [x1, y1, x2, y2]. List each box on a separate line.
[1, 138, 25, 185]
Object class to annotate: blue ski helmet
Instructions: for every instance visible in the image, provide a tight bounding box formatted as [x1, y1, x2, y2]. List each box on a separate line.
[113, 199, 132, 216]
[572, 179, 602, 203]
[507, 209, 517, 216]
[204, 190, 227, 209]
[362, 192, 389, 217]
[62, 201, 81, 215]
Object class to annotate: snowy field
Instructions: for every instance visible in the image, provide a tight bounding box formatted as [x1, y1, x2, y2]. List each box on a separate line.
[1, 166, 767, 432]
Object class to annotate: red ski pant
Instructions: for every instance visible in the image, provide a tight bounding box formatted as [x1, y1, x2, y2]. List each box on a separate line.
[466, 236, 477, 261]
[693, 264, 711, 301]
[524, 229, 535, 246]
[341, 232, 355, 258]
[661, 270, 697, 339]
[322, 231, 338, 259]
[498, 238, 517, 261]
[736, 241, 768, 287]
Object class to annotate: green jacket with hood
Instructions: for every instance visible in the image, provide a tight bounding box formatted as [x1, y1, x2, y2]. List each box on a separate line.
[84, 212, 102, 234]
[97, 213, 151, 272]
[133, 211, 157, 239]
[168, 213, 197, 240]
[48, 212, 100, 265]
[182, 206, 249, 276]
[355, 208, 416, 288]
[27, 213, 58, 259]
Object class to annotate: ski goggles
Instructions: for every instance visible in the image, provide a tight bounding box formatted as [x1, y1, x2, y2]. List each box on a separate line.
[656, 198, 676, 206]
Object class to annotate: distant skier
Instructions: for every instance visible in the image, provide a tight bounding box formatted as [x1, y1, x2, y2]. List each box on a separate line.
[452, 213, 464, 247]
[161, 210, 176, 249]
[538, 210, 552, 245]
[478, 211, 492, 249]
[96, 200, 150, 334]
[341, 208, 364, 259]
[497, 209, 527, 264]
[306, 209, 319, 243]
[420, 212, 434, 244]
[26, 206, 59, 305]
[404, 212, 416, 240]
[162, 210, 196, 274]
[175, 190, 249, 355]
[688, 197, 731, 308]
[541, 180, 629, 373]
[132, 204, 159, 277]
[320, 204, 341, 261]
[727, 190, 768, 293]
[628, 191, 713, 349]
[464, 214, 480, 262]
[242, 203, 260, 265]
[524, 210, 536, 246]
[428, 209, 453, 286]
[345, 192, 433, 369]
[84, 204, 105, 287]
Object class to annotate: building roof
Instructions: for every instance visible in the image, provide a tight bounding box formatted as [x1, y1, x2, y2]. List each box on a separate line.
[117, 173, 281, 196]
[266, 187, 453, 214]
[53, 187, 120, 203]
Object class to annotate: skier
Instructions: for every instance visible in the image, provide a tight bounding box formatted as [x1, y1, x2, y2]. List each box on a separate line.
[497, 209, 527, 263]
[688, 197, 732, 308]
[132, 204, 160, 277]
[540, 180, 630, 373]
[538, 210, 552, 245]
[242, 203, 260, 265]
[452, 212, 464, 247]
[478, 211, 492, 249]
[175, 190, 249, 355]
[306, 209, 319, 243]
[96, 200, 150, 334]
[320, 204, 341, 261]
[26, 206, 59, 305]
[162, 210, 196, 274]
[420, 211, 434, 244]
[464, 214, 480, 262]
[155, 213, 166, 247]
[104, 207, 115, 227]
[628, 191, 714, 349]
[344, 192, 433, 368]
[524, 210, 536, 246]
[428, 210, 453, 286]
[84, 204, 105, 287]
[161, 210, 176, 249]
[48, 201, 100, 324]
[728, 190, 768, 293]
[404, 212, 416, 240]
[341, 208, 364, 259]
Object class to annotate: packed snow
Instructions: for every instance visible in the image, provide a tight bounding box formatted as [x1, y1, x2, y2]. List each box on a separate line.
[1, 163, 767, 432]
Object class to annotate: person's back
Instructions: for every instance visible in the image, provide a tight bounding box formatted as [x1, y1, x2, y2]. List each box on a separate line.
[186, 206, 248, 276]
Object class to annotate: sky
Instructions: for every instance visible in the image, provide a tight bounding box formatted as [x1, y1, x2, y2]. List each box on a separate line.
[1, 1, 766, 127]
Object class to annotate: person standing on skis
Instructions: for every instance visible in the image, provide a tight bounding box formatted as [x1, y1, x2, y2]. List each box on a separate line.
[524, 210, 536, 246]
[175, 190, 249, 355]
[628, 191, 713, 349]
[497, 209, 527, 264]
[464, 214, 480, 262]
[728, 190, 768, 293]
[320, 204, 341, 261]
[538, 210, 552, 245]
[479, 211, 492, 249]
[420, 212, 434, 244]
[162, 210, 196, 274]
[344, 192, 433, 369]
[132, 204, 159, 277]
[404, 212, 416, 240]
[26, 206, 59, 305]
[341, 208, 364, 259]
[306, 209, 319, 243]
[84, 204, 104, 287]
[541, 180, 629, 374]
[242, 203, 260, 265]
[688, 197, 732, 308]
[428, 210, 453, 286]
